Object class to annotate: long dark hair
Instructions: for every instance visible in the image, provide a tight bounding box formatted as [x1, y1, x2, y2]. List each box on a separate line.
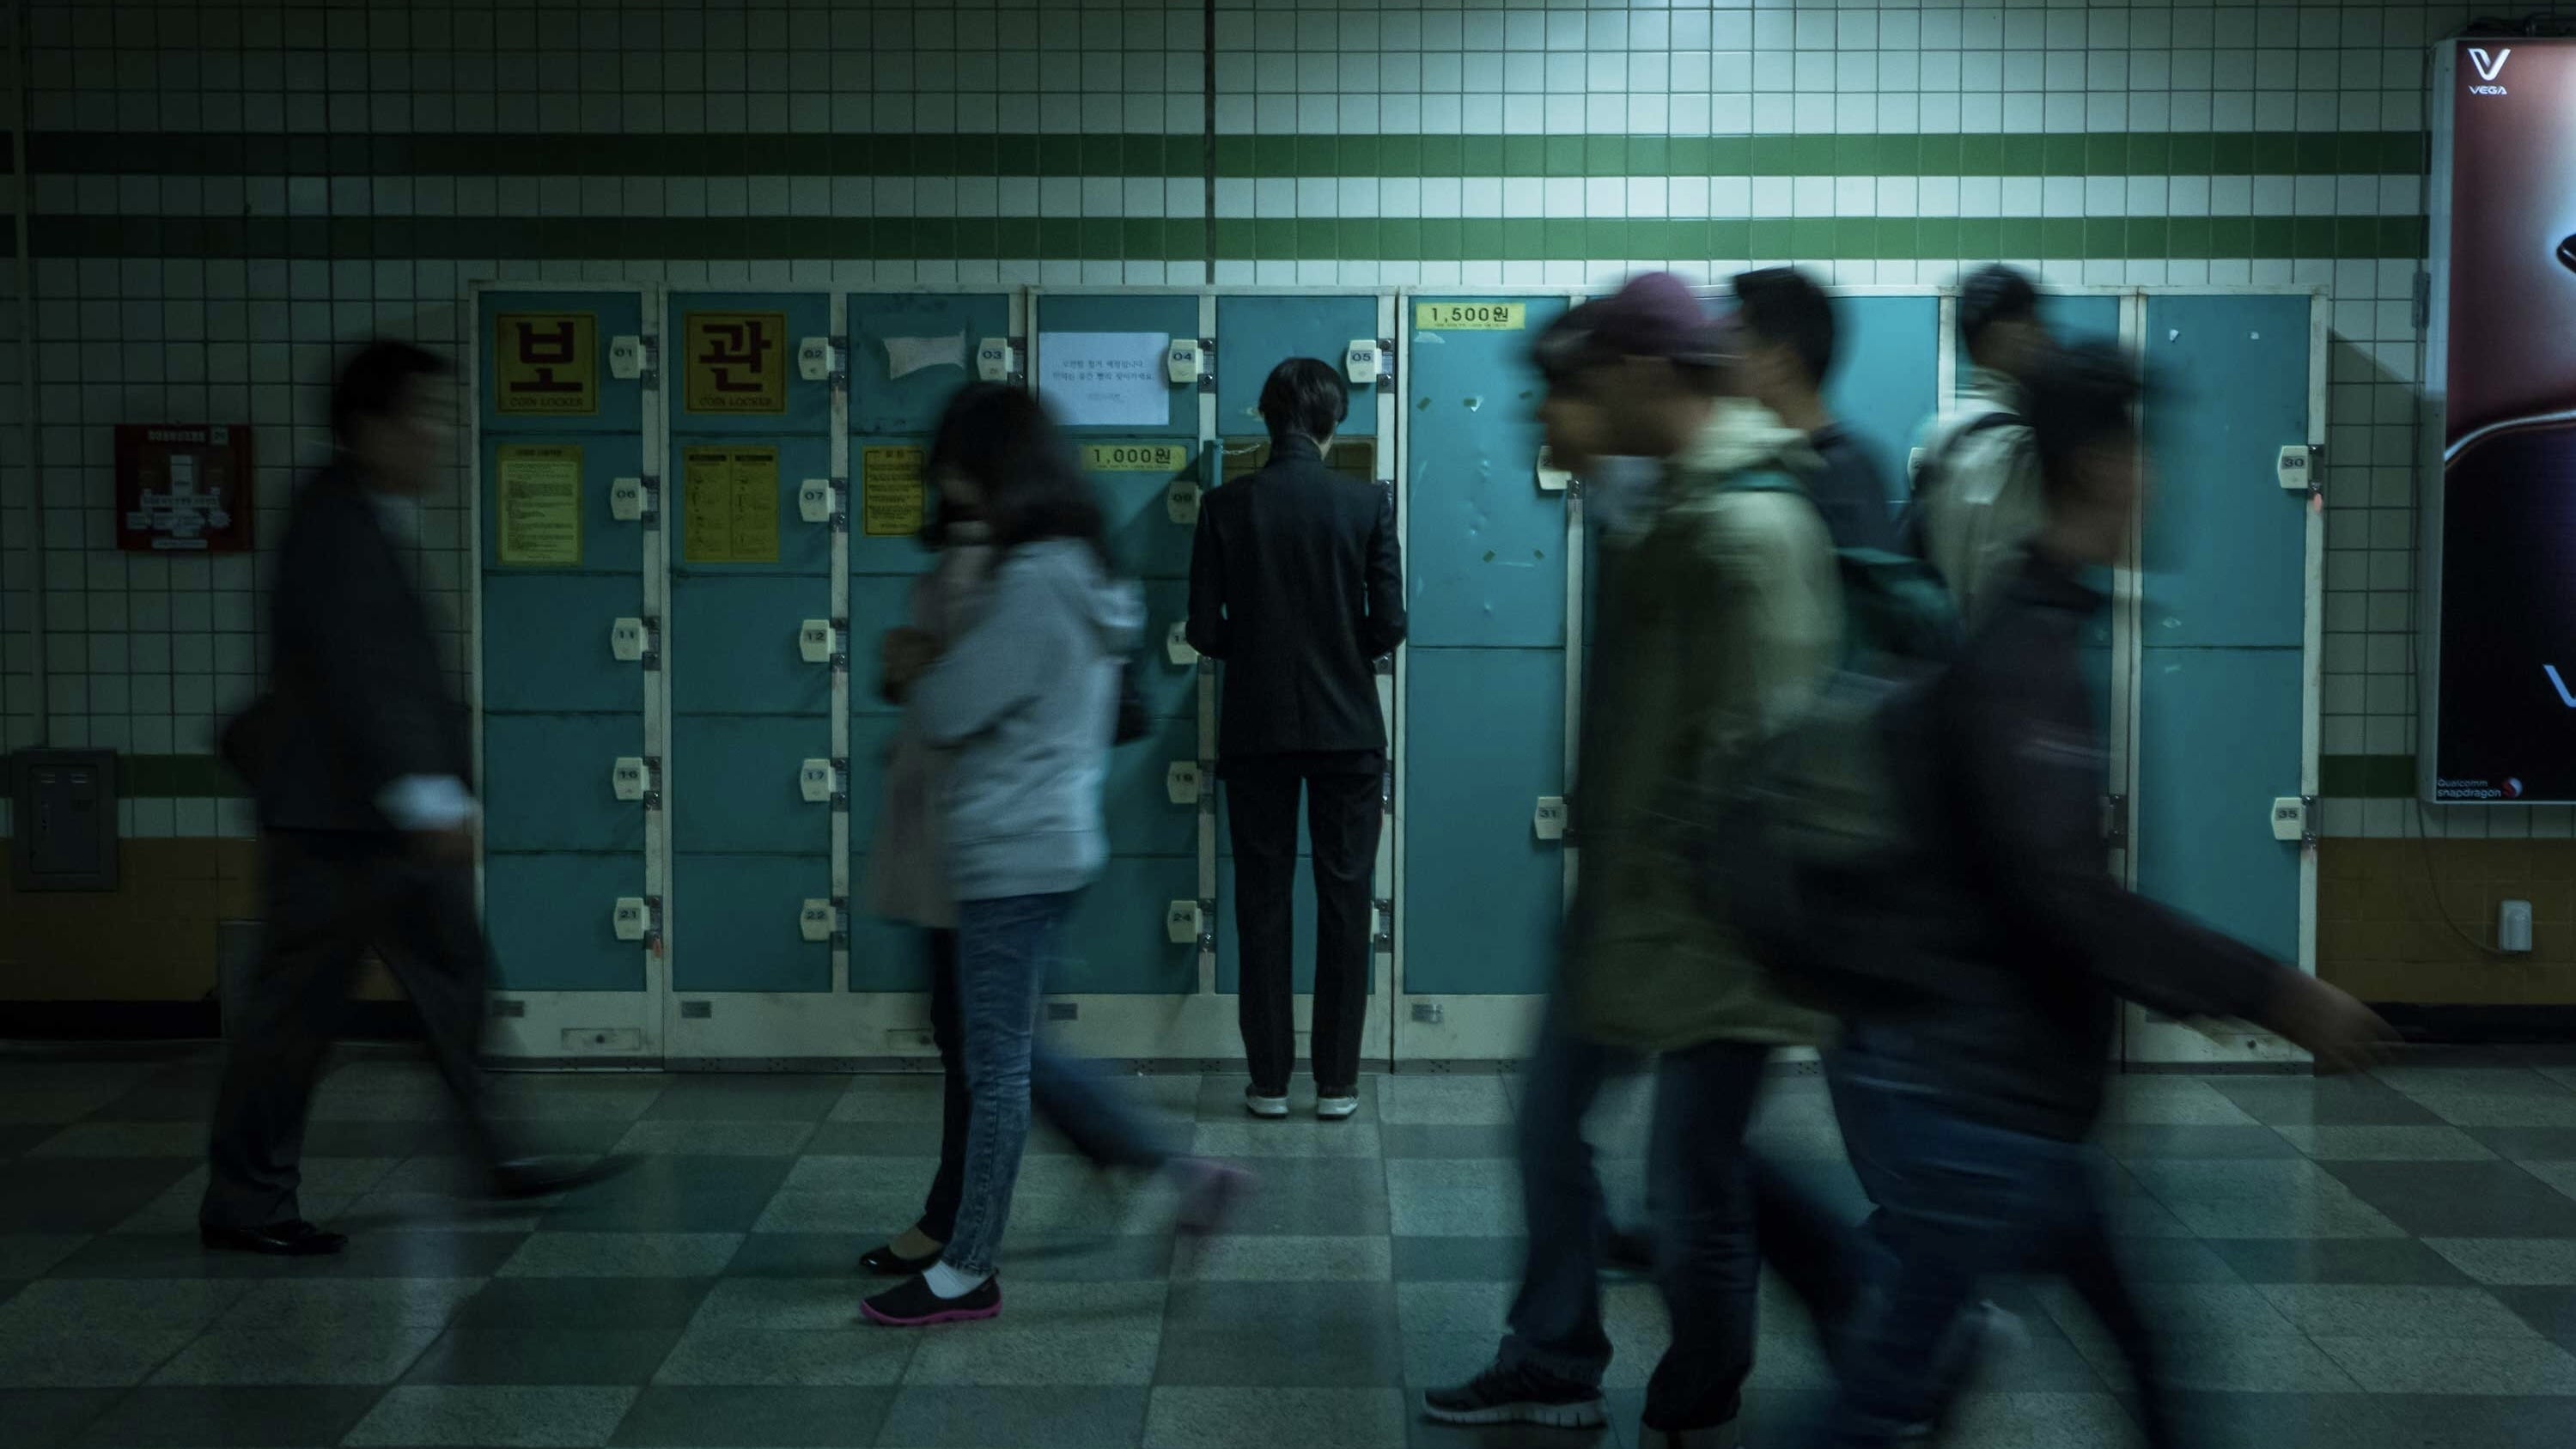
[923, 382, 1112, 571]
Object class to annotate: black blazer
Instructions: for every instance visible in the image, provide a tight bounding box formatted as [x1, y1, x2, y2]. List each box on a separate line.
[250, 465, 473, 833]
[1186, 435, 1405, 761]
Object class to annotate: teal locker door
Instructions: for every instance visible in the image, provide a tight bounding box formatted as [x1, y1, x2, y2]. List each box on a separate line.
[478, 289, 651, 992]
[1032, 293, 1203, 994]
[2135, 294, 2311, 961]
[1404, 297, 1570, 997]
[667, 292, 837, 994]
[1823, 294, 1939, 527]
[1213, 295, 1381, 436]
[846, 291, 1011, 991]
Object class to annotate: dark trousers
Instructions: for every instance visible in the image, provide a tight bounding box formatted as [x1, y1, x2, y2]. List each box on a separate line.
[202, 831, 504, 1230]
[1503, 1004, 1860, 1433]
[1810, 1056, 2174, 1449]
[915, 925, 1177, 1245]
[1224, 756, 1382, 1094]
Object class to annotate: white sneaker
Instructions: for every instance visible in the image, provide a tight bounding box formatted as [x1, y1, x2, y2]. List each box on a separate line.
[1316, 1093, 1359, 1120]
[1244, 1086, 1288, 1118]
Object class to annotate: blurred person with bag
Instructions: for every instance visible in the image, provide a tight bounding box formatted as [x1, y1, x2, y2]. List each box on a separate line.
[858, 384, 1245, 1328]
[202, 342, 626, 1257]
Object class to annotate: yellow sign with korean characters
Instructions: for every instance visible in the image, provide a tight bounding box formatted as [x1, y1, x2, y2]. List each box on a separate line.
[1413, 301, 1526, 332]
[1081, 442, 1193, 472]
[682, 311, 789, 414]
[861, 446, 927, 539]
[494, 313, 598, 415]
[493, 444, 583, 565]
[681, 446, 781, 563]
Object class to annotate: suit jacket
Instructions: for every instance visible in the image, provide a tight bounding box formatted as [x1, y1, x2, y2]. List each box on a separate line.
[1186, 434, 1404, 762]
[252, 465, 472, 833]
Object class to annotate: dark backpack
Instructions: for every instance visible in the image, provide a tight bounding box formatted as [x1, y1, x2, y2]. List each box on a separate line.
[1676, 478, 1964, 1007]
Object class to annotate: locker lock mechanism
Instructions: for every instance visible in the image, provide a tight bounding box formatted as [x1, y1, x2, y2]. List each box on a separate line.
[799, 898, 844, 945]
[975, 337, 1019, 384]
[799, 618, 840, 667]
[1166, 338, 1207, 387]
[1166, 899, 1205, 946]
[609, 476, 650, 523]
[801, 758, 848, 807]
[1166, 621, 1199, 667]
[1535, 447, 1574, 494]
[1344, 338, 1388, 387]
[2276, 444, 2316, 494]
[797, 478, 836, 525]
[796, 336, 841, 383]
[1166, 760, 1203, 806]
[1533, 795, 1569, 841]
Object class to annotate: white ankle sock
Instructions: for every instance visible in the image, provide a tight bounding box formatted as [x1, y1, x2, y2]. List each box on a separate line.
[923, 1261, 991, 1299]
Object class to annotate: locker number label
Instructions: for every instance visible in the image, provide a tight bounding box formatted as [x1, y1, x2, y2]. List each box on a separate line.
[610, 618, 647, 662]
[1166, 620, 1198, 667]
[612, 897, 648, 942]
[1083, 443, 1191, 472]
[800, 758, 835, 804]
[799, 900, 837, 943]
[799, 619, 837, 665]
[1533, 795, 1568, 841]
[612, 757, 647, 802]
[1416, 301, 1526, 332]
[1166, 900, 1204, 945]
[1166, 760, 1203, 805]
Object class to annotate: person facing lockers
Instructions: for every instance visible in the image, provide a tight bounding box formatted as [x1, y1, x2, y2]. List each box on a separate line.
[1187, 356, 1406, 1122]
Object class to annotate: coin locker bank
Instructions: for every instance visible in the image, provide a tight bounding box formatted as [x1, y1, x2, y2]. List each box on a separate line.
[472, 283, 2325, 1069]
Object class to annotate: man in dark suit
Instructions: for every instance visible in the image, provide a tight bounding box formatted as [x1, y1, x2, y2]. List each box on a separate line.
[1187, 357, 1404, 1121]
[203, 341, 617, 1255]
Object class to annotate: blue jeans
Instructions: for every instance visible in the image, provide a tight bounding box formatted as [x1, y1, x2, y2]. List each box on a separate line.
[917, 928, 1177, 1244]
[1810, 1056, 2173, 1449]
[1501, 1005, 1845, 1433]
[941, 891, 1174, 1277]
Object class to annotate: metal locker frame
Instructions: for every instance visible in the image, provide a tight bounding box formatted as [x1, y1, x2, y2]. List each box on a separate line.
[470, 279, 668, 1067]
[1387, 285, 1593, 1065]
[2116, 286, 2329, 1068]
[659, 286, 1026, 1066]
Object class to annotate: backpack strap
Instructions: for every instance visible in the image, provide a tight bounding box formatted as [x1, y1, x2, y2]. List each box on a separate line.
[1909, 407, 2023, 500]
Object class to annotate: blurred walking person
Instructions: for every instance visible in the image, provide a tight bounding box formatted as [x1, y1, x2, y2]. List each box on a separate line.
[861, 385, 1243, 1327]
[1806, 341, 2395, 1448]
[1908, 264, 2052, 624]
[1188, 358, 1405, 1121]
[1422, 275, 1855, 1448]
[1733, 266, 1901, 550]
[203, 341, 624, 1256]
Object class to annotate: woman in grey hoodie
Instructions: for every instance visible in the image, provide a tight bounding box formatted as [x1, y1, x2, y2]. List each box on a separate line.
[860, 385, 1242, 1328]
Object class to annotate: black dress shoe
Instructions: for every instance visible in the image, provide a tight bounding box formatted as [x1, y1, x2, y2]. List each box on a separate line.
[858, 1241, 942, 1276]
[201, 1219, 348, 1256]
[1606, 1226, 1654, 1272]
[486, 1154, 636, 1200]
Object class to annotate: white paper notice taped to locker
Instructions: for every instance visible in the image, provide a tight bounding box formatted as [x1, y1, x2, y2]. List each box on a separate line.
[1039, 332, 1171, 426]
[1533, 795, 1568, 840]
[883, 331, 966, 380]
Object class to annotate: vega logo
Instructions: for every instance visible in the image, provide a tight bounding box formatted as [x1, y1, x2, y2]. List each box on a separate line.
[2468, 46, 2511, 94]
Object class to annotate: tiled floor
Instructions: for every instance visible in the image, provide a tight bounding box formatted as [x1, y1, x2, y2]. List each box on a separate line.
[5, 1046, 2576, 1447]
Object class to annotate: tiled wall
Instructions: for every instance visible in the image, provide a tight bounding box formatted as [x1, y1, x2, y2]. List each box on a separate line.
[5, 2, 2572, 1002]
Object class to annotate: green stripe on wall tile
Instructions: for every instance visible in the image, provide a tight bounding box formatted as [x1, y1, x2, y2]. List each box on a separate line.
[2321, 754, 2418, 799]
[30, 212, 2431, 264]
[32, 130, 2428, 180]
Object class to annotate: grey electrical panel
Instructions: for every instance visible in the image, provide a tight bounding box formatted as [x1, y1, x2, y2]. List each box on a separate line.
[9, 750, 119, 892]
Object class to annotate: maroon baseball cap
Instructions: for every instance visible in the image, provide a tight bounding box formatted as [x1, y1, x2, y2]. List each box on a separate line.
[1532, 271, 1733, 379]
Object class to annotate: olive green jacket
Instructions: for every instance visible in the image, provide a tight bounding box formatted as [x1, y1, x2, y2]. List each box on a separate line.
[1562, 400, 1844, 1052]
